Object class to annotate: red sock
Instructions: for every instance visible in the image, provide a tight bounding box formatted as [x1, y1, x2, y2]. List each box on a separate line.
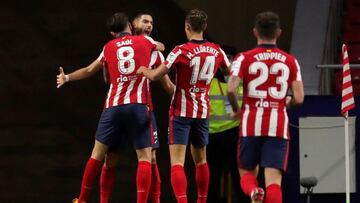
[171, 165, 188, 203]
[265, 184, 282, 203]
[136, 161, 152, 203]
[78, 158, 102, 203]
[149, 164, 161, 203]
[100, 165, 116, 203]
[240, 172, 258, 196]
[196, 163, 209, 203]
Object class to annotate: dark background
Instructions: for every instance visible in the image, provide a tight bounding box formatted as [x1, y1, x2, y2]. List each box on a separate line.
[0, 0, 297, 202]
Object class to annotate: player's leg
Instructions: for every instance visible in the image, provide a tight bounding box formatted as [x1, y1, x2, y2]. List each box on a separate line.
[149, 111, 161, 203]
[169, 144, 187, 203]
[150, 149, 161, 203]
[237, 137, 263, 203]
[100, 151, 120, 203]
[75, 107, 121, 203]
[130, 104, 155, 203]
[261, 137, 289, 203]
[169, 116, 190, 203]
[135, 147, 153, 203]
[74, 140, 108, 203]
[225, 127, 248, 203]
[264, 168, 282, 203]
[190, 118, 209, 203]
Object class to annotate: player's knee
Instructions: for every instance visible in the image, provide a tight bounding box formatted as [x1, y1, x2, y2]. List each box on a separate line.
[136, 147, 152, 162]
[191, 146, 207, 164]
[264, 167, 282, 186]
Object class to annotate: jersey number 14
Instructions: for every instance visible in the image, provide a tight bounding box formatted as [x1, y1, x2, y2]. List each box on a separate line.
[190, 56, 215, 85]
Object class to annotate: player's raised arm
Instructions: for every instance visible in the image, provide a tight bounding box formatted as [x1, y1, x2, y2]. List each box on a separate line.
[56, 59, 103, 88]
[137, 63, 169, 81]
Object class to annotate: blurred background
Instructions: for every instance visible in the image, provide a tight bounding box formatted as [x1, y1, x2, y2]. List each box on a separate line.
[1, 0, 359, 202]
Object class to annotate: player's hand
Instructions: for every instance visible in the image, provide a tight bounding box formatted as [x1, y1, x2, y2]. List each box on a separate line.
[136, 66, 147, 75]
[57, 67, 67, 88]
[230, 109, 241, 119]
[155, 41, 165, 52]
[285, 95, 292, 107]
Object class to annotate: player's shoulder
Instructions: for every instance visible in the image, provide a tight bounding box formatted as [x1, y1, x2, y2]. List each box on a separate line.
[169, 43, 189, 54]
[204, 41, 221, 49]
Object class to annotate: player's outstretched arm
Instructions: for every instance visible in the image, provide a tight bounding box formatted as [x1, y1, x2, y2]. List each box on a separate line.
[159, 74, 175, 95]
[56, 59, 103, 88]
[287, 80, 304, 107]
[227, 75, 242, 114]
[137, 63, 169, 81]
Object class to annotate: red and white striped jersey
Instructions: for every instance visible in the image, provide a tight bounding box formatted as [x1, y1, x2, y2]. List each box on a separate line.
[231, 45, 302, 139]
[147, 51, 165, 111]
[101, 33, 157, 108]
[164, 40, 230, 118]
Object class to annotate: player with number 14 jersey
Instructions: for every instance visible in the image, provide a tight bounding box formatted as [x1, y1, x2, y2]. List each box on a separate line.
[165, 41, 230, 119]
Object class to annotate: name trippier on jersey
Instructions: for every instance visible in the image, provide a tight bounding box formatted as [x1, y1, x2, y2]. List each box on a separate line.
[254, 52, 287, 63]
[116, 39, 133, 47]
[186, 45, 219, 59]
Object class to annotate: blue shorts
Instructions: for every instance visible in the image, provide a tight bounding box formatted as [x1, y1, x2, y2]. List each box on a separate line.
[149, 111, 159, 149]
[237, 136, 289, 171]
[168, 116, 209, 147]
[95, 104, 153, 150]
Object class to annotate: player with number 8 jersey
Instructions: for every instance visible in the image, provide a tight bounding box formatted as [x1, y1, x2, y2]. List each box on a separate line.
[102, 33, 159, 108]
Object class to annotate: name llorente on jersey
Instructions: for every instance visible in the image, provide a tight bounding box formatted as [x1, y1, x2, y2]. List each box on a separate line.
[254, 52, 287, 62]
[116, 39, 133, 47]
[255, 98, 280, 108]
[186, 45, 220, 59]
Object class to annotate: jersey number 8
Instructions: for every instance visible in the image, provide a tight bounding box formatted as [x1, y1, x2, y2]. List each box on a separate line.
[117, 46, 135, 74]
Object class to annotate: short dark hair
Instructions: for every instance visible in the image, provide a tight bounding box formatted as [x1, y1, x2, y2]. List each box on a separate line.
[255, 11, 280, 39]
[185, 9, 208, 33]
[132, 12, 153, 23]
[106, 12, 129, 33]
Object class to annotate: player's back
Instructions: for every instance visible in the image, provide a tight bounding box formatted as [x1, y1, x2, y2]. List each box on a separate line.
[166, 40, 229, 118]
[231, 45, 301, 139]
[102, 34, 157, 108]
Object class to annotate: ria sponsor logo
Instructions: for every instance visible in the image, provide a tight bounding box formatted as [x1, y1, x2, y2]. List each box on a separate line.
[189, 86, 206, 93]
[255, 99, 279, 108]
[117, 75, 137, 82]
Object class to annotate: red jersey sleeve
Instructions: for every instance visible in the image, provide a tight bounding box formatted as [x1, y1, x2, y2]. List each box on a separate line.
[288, 57, 302, 83]
[219, 48, 231, 70]
[140, 35, 157, 51]
[164, 46, 183, 69]
[230, 53, 246, 78]
[149, 51, 165, 68]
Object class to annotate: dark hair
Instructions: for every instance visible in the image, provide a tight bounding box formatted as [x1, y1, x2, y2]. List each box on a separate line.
[185, 9, 208, 33]
[132, 12, 153, 23]
[254, 11, 280, 39]
[106, 12, 129, 33]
